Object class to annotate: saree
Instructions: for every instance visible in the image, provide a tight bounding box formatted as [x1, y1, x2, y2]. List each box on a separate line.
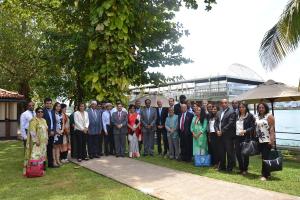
[190, 116, 208, 156]
[61, 113, 70, 152]
[23, 117, 48, 176]
[128, 113, 140, 158]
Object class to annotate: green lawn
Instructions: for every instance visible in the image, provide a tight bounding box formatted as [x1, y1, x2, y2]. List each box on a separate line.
[138, 147, 300, 196]
[0, 141, 155, 200]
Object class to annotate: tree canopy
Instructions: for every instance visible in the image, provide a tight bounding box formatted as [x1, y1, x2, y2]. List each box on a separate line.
[0, 0, 216, 104]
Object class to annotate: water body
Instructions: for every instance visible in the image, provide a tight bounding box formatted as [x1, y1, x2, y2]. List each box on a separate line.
[273, 110, 300, 147]
[250, 110, 300, 147]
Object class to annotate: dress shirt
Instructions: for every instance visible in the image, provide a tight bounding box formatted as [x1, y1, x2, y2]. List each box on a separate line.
[20, 110, 36, 140]
[102, 110, 111, 133]
[135, 108, 141, 114]
[220, 108, 229, 131]
[74, 111, 89, 131]
[47, 109, 54, 130]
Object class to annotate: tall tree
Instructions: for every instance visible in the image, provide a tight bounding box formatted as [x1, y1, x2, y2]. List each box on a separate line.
[259, 0, 300, 70]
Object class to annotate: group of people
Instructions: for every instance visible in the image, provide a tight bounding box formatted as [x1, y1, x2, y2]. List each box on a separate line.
[21, 95, 276, 181]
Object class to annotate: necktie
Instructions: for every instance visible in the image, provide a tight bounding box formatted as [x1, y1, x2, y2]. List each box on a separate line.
[180, 114, 185, 132]
[109, 111, 111, 125]
[118, 112, 121, 120]
[31, 111, 34, 117]
[147, 108, 150, 121]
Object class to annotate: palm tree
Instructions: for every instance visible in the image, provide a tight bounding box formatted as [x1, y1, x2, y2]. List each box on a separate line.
[259, 0, 300, 70]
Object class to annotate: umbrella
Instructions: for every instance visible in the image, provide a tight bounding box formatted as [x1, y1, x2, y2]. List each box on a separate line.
[129, 94, 170, 107]
[235, 79, 300, 115]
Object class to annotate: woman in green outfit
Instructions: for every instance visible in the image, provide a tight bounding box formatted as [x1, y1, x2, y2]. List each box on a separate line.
[191, 106, 208, 156]
[23, 107, 48, 176]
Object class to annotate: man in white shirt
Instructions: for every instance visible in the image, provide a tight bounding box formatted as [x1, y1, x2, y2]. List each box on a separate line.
[20, 101, 35, 148]
[102, 103, 114, 155]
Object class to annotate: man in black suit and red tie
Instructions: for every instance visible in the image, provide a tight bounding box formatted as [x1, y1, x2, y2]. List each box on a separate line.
[156, 100, 169, 156]
[178, 103, 194, 162]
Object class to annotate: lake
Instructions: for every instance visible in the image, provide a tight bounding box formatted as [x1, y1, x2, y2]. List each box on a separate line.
[251, 110, 300, 147]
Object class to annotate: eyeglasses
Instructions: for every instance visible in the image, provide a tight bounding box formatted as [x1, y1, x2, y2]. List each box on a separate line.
[37, 111, 44, 113]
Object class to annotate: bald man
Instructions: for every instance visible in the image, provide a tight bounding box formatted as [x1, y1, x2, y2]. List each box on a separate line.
[156, 100, 169, 156]
[214, 99, 236, 172]
[178, 103, 194, 162]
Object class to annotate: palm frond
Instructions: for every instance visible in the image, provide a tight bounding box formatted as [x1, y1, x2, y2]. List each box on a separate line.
[259, 0, 300, 70]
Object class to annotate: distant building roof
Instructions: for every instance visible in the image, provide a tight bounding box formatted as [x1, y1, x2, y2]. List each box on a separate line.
[224, 63, 264, 82]
[0, 88, 24, 100]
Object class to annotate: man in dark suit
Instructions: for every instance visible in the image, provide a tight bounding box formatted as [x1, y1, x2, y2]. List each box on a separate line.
[111, 103, 128, 157]
[140, 99, 157, 156]
[214, 99, 237, 172]
[43, 98, 57, 168]
[87, 100, 102, 159]
[156, 100, 168, 156]
[178, 104, 194, 162]
[174, 95, 186, 115]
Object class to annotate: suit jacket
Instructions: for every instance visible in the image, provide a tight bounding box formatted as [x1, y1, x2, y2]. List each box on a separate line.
[178, 112, 194, 135]
[111, 111, 128, 135]
[236, 113, 256, 136]
[43, 108, 56, 133]
[87, 108, 102, 135]
[214, 108, 236, 138]
[140, 107, 157, 131]
[156, 107, 168, 127]
[174, 103, 181, 115]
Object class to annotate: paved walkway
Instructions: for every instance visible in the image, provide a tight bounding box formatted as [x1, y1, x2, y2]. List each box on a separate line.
[72, 157, 299, 200]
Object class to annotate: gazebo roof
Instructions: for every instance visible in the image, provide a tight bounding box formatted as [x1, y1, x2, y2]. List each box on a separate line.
[0, 88, 25, 100]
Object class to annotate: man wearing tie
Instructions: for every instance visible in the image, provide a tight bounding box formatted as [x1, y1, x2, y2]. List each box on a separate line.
[156, 100, 168, 156]
[140, 99, 157, 156]
[214, 99, 236, 172]
[87, 100, 102, 159]
[111, 103, 128, 157]
[178, 104, 194, 162]
[20, 101, 36, 148]
[43, 98, 57, 168]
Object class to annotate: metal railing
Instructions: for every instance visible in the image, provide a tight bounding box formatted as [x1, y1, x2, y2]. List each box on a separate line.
[275, 131, 300, 148]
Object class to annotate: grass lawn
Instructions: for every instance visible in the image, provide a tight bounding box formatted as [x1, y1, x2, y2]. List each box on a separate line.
[0, 141, 155, 200]
[138, 146, 300, 196]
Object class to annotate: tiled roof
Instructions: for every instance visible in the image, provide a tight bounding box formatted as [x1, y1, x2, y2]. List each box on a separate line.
[0, 88, 25, 99]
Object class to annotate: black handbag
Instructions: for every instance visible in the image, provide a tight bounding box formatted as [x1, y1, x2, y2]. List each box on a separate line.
[263, 142, 283, 172]
[241, 135, 259, 156]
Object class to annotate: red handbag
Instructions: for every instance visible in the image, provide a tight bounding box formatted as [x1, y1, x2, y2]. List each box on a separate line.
[25, 159, 45, 178]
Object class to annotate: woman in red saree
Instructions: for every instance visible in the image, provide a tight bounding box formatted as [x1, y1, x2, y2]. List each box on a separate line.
[127, 105, 141, 158]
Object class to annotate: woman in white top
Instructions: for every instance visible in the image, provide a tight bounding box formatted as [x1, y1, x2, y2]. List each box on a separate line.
[207, 105, 220, 168]
[235, 102, 255, 175]
[255, 102, 275, 181]
[74, 103, 89, 162]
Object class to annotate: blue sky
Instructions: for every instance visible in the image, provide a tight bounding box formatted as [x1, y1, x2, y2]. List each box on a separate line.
[149, 0, 300, 87]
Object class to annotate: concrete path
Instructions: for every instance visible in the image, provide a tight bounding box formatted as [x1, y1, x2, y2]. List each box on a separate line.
[72, 157, 299, 200]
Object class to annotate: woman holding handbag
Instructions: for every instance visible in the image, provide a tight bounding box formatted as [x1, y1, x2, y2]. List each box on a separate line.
[191, 106, 208, 156]
[255, 102, 276, 181]
[127, 104, 141, 158]
[23, 107, 48, 177]
[235, 102, 256, 175]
